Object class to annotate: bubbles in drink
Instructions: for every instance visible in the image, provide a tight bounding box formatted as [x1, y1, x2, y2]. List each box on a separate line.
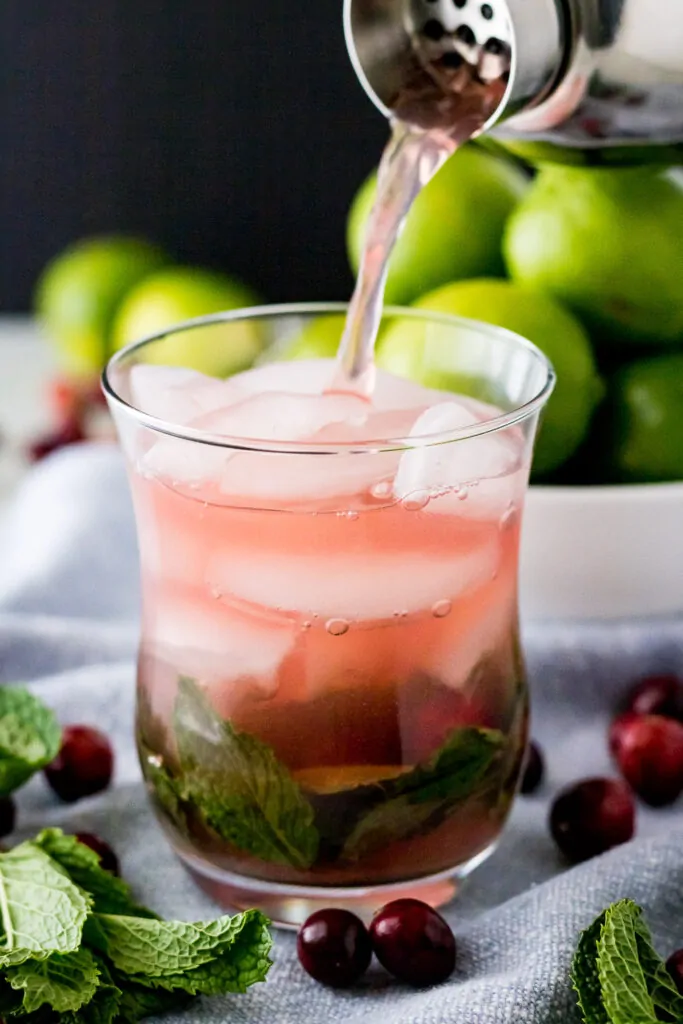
[432, 600, 453, 619]
[326, 618, 350, 637]
[402, 490, 431, 512]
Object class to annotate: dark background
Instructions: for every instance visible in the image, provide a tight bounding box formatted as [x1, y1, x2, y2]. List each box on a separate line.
[0, 3, 386, 311]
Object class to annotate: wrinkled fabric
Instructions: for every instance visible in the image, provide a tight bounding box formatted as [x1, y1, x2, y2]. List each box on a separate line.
[2, 444, 683, 1024]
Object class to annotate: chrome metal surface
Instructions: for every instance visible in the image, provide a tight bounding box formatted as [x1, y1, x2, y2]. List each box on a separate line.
[346, 0, 683, 162]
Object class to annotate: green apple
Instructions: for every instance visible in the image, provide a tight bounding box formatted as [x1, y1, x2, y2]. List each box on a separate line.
[347, 145, 528, 306]
[111, 266, 263, 376]
[34, 236, 170, 374]
[377, 278, 603, 476]
[504, 165, 683, 347]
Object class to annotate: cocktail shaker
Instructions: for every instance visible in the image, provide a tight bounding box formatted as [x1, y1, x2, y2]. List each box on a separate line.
[345, 0, 683, 163]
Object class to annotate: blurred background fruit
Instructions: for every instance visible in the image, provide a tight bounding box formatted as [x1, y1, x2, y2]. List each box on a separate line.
[347, 146, 528, 306]
[504, 166, 683, 348]
[34, 237, 169, 376]
[279, 315, 345, 361]
[597, 355, 683, 483]
[378, 279, 602, 477]
[25, 144, 683, 487]
[111, 266, 263, 376]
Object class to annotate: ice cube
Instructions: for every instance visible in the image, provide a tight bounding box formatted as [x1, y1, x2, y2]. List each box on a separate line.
[195, 390, 370, 442]
[372, 369, 448, 412]
[209, 389, 399, 505]
[207, 541, 500, 622]
[148, 592, 296, 700]
[235, 359, 336, 395]
[394, 401, 522, 519]
[129, 365, 242, 424]
[142, 434, 232, 486]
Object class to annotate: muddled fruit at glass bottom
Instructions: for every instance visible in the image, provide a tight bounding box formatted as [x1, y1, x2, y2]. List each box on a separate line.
[138, 660, 527, 890]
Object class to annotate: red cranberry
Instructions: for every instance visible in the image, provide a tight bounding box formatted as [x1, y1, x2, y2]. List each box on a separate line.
[0, 797, 16, 838]
[609, 712, 640, 758]
[28, 418, 85, 463]
[521, 740, 545, 795]
[44, 725, 114, 803]
[75, 832, 120, 875]
[667, 949, 683, 994]
[613, 714, 683, 806]
[550, 778, 635, 864]
[369, 899, 456, 987]
[297, 909, 372, 987]
[623, 675, 683, 720]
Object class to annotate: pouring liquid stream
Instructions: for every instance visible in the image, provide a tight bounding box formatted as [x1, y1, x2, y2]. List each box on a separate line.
[329, 123, 456, 398]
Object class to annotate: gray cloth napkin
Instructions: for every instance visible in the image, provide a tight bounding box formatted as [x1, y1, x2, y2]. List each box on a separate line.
[2, 443, 683, 1024]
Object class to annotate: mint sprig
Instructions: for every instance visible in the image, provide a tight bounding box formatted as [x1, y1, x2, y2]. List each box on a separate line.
[340, 726, 504, 861]
[145, 676, 506, 869]
[0, 688, 61, 798]
[0, 830, 272, 1022]
[171, 677, 320, 869]
[572, 899, 683, 1023]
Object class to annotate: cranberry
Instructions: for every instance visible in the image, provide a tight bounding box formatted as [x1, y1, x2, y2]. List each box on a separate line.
[613, 714, 683, 806]
[0, 797, 16, 838]
[75, 833, 120, 875]
[297, 909, 372, 987]
[550, 778, 635, 864]
[667, 949, 683, 994]
[44, 725, 114, 803]
[609, 712, 640, 758]
[520, 740, 545, 794]
[370, 899, 456, 987]
[623, 675, 683, 719]
[29, 418, 85, 463]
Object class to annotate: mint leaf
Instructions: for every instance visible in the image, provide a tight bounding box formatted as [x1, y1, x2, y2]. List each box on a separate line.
[571, 910, 611, 1024]
[6, 947, 100, 1013]
[174, 677, 319, 869]
[33, 830, 156, 920]
[115, 978, 191, 1021]
[61, 955, 122, 1024]
[598, 900, 658, 1024]
[633, 913, 683, 1021]
[91, 909, 272, 989]
[341, 727, 504, 861]
[0, 688, 61, 798]
[130, 911, 273, 996]
[0, 842, 90, 966]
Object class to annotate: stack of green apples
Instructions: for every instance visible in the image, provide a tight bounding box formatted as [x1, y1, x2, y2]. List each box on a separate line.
[285, 149, 683, 485]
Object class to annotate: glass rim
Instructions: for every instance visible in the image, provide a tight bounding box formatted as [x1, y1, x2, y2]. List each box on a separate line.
[102, 301, 556, 455]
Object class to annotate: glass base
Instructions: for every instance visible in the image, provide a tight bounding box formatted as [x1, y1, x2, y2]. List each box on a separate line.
[175, 842, 498, 929]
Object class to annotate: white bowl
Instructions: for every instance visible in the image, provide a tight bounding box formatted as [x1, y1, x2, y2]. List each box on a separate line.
[520, 482, 683, 621]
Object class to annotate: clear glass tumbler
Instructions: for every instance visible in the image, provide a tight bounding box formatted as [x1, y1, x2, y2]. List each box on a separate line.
[103, 303, 554, 927]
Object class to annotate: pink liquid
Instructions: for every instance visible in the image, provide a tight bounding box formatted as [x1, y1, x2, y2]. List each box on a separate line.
[133, 387, 529, 888]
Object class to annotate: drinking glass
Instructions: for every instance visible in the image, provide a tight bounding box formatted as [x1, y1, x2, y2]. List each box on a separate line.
[103, 303, 554, 927]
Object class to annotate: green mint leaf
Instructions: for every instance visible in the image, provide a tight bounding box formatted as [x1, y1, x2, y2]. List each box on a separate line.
[633, 913, 683, 1021]
[58, 955, 122, 1024]
[115, 977, 192, 1022]
[132, 911, 272, 997]
[174, 677, 319, 869]
[340, 727, 504, 861]
[0, 688, 61, 798]
[598, 900, 658, 1024]
[5, 947, 100, 1013]
[571, 910, 611, 1024]
[33, 830, 156, 920]
[91, 909, 272, 992]
[0, 841, 90, 966]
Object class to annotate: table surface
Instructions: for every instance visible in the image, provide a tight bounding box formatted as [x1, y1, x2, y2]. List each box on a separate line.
[0, 316, 56, 508]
